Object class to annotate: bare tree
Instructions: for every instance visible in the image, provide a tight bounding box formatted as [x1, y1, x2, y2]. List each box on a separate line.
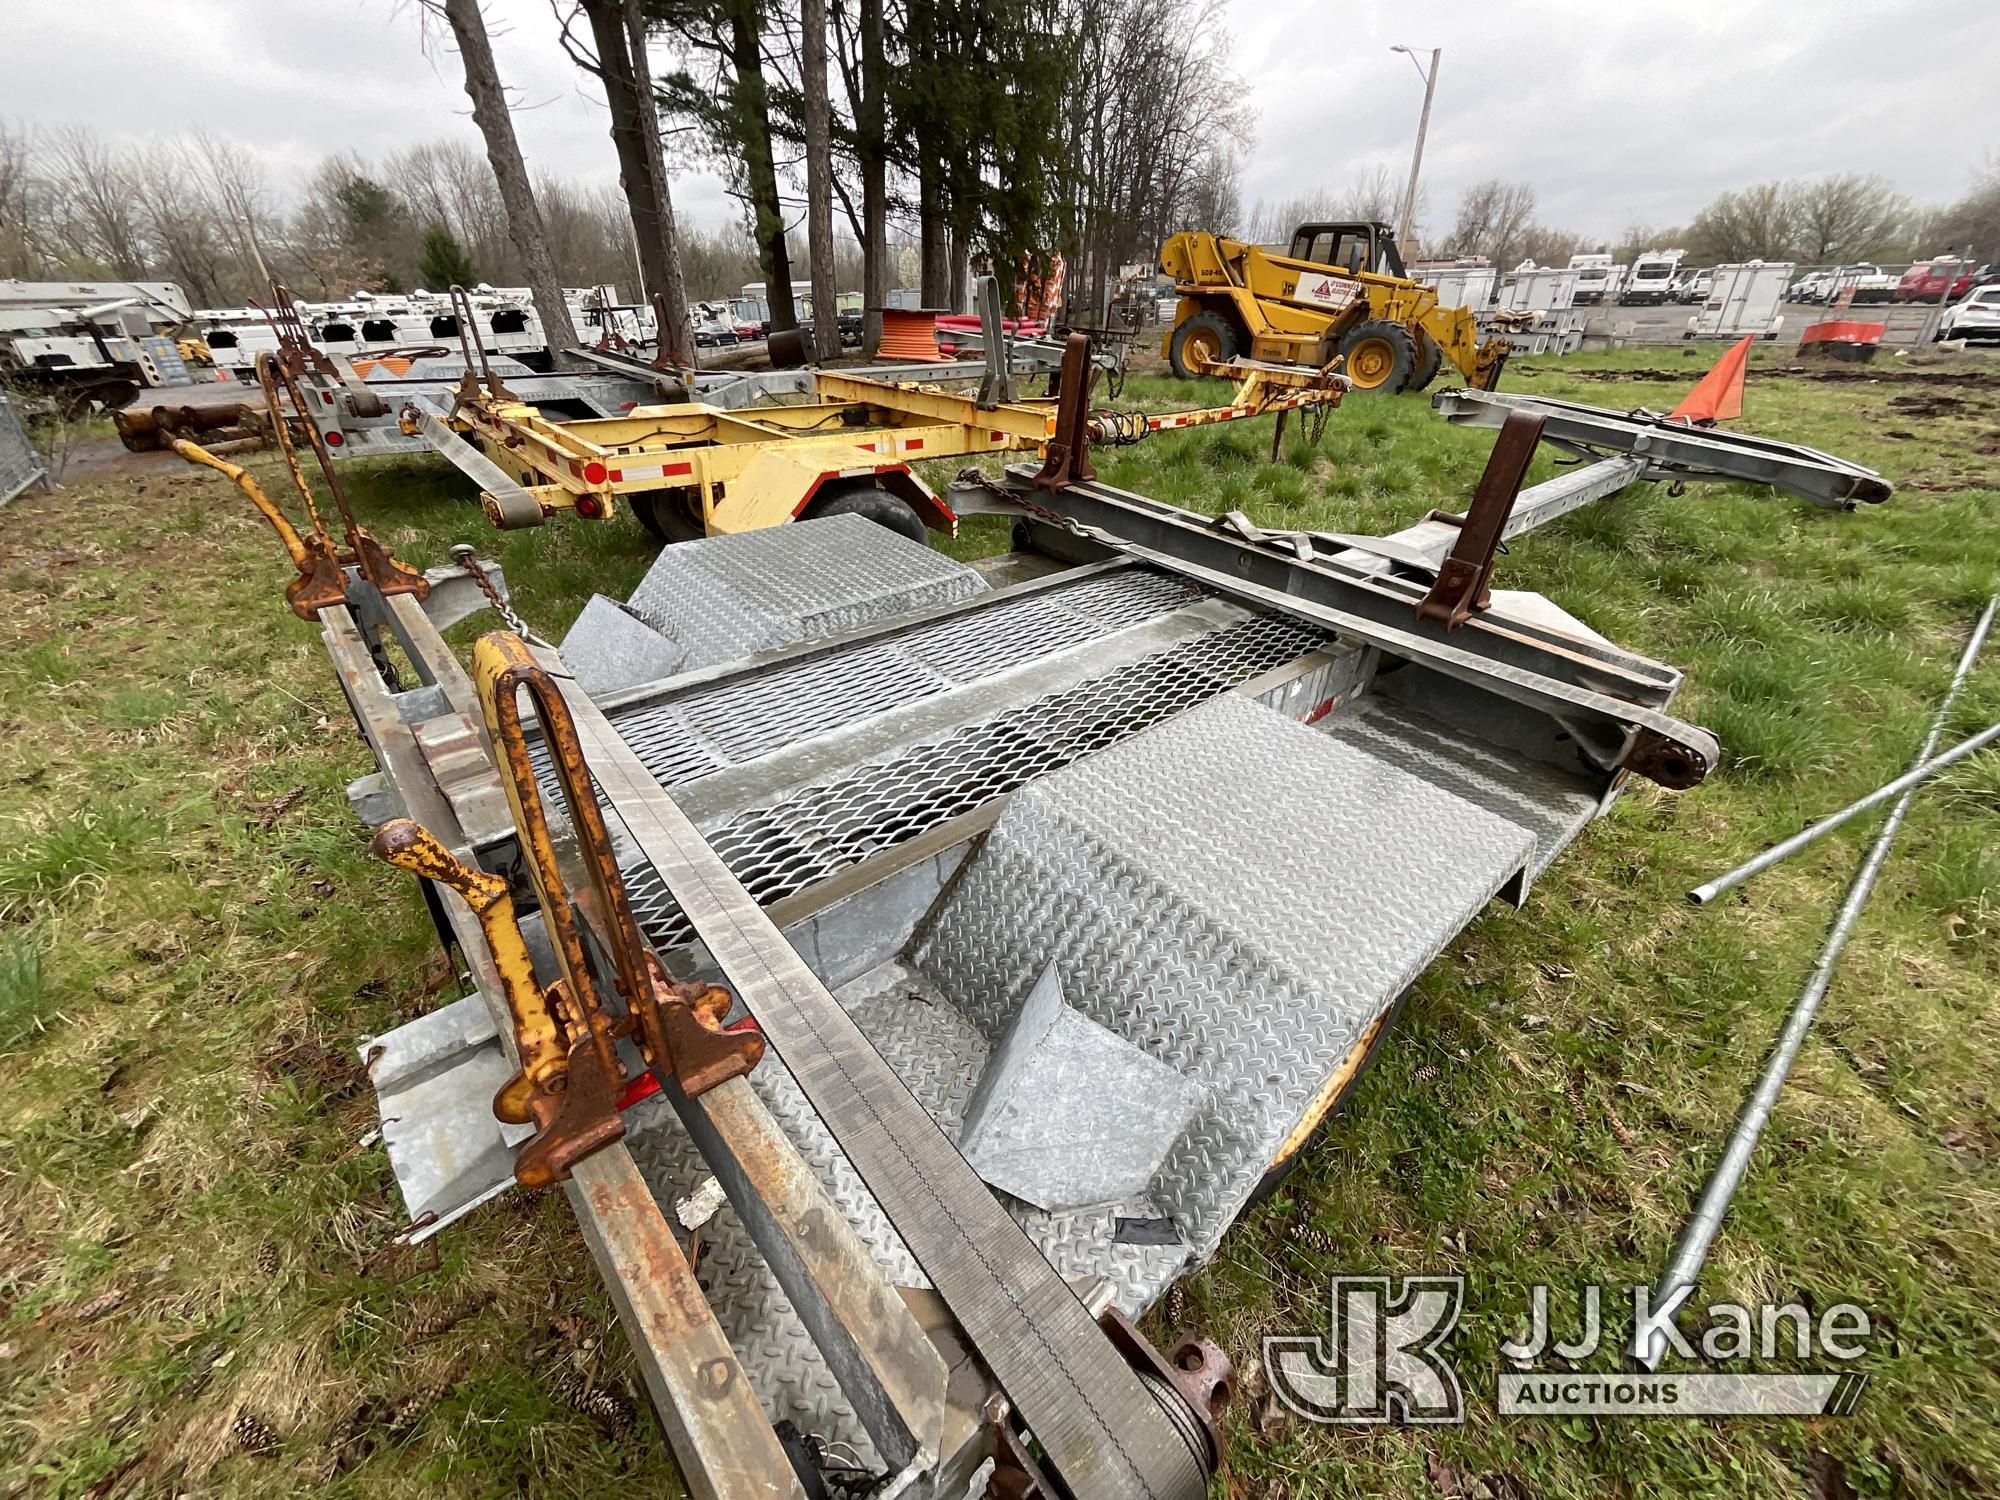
[1447, 179, 1536, 267]
[425, 0, 581, 365]
[1792, 173, 1913, 262]
[193, 128, 276, 292]
[1922, 153, 2000, 264]
[1338, 164, 1400, 226]
[131, 145, 228, 305]
[856, 0, 888, 351]
[45, 125, 146, 276]
[0, 122, 48, 277]
[1684, 179, 1799, 263]
[561, 1, 693, 359]
[800, 0, 839, 359]
[625, 1, 693, 360]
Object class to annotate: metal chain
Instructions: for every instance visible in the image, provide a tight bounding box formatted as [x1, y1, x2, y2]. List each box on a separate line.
[449, 543, 552, 645]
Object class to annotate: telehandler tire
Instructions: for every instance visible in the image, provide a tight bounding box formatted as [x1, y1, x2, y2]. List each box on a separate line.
[1410, 330, 1445, 390]
[1168, 310, 1241, 381]
[1338, 319, 1419, 394]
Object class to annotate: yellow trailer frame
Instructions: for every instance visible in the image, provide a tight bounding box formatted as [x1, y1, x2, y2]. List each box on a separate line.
[413, 359, 1344, 537]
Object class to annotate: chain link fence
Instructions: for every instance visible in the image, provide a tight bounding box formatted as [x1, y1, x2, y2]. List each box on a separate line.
[0, 392, 50, 506]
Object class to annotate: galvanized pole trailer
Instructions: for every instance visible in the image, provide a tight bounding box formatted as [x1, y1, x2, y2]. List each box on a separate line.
[183, 344, 1894, 1498]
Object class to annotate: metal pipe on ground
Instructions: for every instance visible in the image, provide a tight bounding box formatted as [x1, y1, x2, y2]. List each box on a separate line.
[1689, 596, 1999, 904]
[1632, 595, 2000, 1370]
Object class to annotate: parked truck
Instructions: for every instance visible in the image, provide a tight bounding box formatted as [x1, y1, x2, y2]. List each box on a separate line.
[0, 279, 195, 410]
[1568, 253, 1624, 306]
[1158, 221, 1510, 393]
[1620, 249, 1686, 306]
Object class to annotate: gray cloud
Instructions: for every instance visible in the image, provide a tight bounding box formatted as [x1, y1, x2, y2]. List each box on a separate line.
[5, 0, 1995, 246]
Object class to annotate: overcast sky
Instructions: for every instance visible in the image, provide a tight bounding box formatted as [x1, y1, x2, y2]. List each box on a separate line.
[6, 0, 1997, 247]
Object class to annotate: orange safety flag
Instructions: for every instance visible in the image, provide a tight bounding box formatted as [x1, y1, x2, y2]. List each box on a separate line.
[1670, 335, 1752, 425]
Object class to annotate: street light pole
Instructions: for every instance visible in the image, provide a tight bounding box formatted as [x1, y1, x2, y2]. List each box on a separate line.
[1392, 45, 1441, 257]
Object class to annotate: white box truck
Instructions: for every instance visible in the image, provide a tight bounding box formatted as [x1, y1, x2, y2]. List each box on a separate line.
[1498, 264, 1580, 312]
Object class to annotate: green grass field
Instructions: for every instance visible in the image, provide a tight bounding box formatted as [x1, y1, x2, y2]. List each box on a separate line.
[2, 346, 1997, 1497]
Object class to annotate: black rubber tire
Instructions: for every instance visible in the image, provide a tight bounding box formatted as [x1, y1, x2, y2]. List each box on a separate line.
[801, 480, 929, 545]
[629, 491, 704, 545]
[1168, 310, 1241, 381]
[1338, 319, 1419, 394]
[1410, 329, 1445, 390]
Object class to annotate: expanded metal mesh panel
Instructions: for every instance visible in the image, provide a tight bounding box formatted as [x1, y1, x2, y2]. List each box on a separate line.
[682, 643, 948, 763]
[575, 568, 1206, 797]
[622, 611, 1330, 950]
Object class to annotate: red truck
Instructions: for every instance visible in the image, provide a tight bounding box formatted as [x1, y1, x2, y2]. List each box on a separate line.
[1894, 257, 1979, 303]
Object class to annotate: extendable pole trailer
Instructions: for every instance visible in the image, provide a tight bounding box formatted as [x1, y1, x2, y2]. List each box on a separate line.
[172, 336, 1894, 1499]
[404, 278, 1350, 541]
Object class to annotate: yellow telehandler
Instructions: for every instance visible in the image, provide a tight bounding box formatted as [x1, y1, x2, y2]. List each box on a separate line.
[1158, 221, 1511, 394]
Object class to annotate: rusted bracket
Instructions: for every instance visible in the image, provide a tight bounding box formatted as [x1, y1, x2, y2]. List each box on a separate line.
[256, 353, 430, 604]
[369, 630, 762, 1189]
[169, 438, 347, 619]
[1031, 332, 1099, 493]
[447, 283, 518, 403]
[1413, 407, 1546, 630]
[256, 282, 338, 382]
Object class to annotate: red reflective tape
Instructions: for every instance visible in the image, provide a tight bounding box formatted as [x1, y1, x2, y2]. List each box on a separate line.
[609, 468, 624, 483]
[663, 461, 693, 477]
[904, 438, 925, 451]
[617, 1072, 659, 1110]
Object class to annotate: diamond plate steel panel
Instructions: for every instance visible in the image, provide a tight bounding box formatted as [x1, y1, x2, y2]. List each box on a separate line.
[623, 960, 1195, 1454]
[626, 513, 986, 670]
[1318, 695, 1600, 884]
[597, 567, 1211, 795]
[915, 692, 1538, 1257]
[683, 643, 949, 762]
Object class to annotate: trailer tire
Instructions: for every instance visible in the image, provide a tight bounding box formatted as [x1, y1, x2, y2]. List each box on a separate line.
[1410, 330, 1444, 390]
[1243, 988, 1410, 1208]
[803, 480, 929, 546]
[1338, 319, 1419, 394]
[629, 491, 705, 544]
[1168, 310, 1240, 381]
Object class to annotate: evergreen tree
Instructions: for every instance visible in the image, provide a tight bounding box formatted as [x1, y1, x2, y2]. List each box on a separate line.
[417, 221, 478, 289]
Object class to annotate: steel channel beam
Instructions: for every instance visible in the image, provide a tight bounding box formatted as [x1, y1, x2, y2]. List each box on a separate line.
[1326, 456, 1648, 577]
[993, 473, 1714, 784]
[412, 411, 541, 515]
[659, 1073, 946, 1480]
[1430, 388, 1892, 509]
[591, 558, 1136, 717]
[999, 468, 1681, 704]
[320, 600, 805, 1500]
[669, 595, 1254, 829]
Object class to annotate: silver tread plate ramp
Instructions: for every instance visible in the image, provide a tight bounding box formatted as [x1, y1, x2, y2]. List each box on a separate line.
[626, 513, 988, 673]
[918, 692, 1538, 1257]
[557, 670, 1210, 1500]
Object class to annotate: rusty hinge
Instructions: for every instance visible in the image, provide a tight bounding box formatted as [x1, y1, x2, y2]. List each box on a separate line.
[1413, 407, 1546, 630]
[371, 631, 763, 1187]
